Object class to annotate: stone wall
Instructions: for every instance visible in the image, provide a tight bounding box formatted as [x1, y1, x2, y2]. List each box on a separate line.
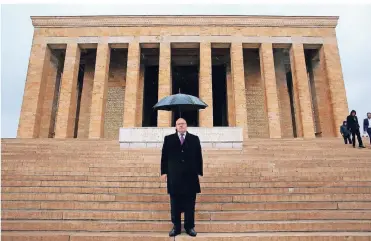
[35, 26, 337, 39]
[244, 49, 269, 138]
[103, 50, 127, 138]
[104, 86, 125, 138]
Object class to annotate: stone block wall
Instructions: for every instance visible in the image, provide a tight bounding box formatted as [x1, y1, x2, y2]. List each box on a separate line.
[244, 49, 269, 138]
[104, 86, 125, 138]
[103, 50, 127, 138]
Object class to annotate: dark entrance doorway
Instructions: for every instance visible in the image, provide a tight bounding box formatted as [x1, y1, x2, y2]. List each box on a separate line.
[212, 65, 228, 126]
[211, 47, 229, 127]
[172, 66, 199, 126]
[142, 66, 159, 127]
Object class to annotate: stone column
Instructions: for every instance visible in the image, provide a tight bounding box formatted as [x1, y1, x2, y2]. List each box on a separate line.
[260, 43, 282, 138]
[321, 43, 349, 138]
[308, 49, 334, 137]
[54, 43, 81, 138]
[274, 49, 294, 138]
[231, 43, 249, 138]
[88, 43, 111, 138]
[123, 42, 141, 127]
[289, 44, 315, 138]
[157, 42, 172, 127]
[199, 42, 213, 127]
[77, 58, 95, 138]
[226, 63, 236, 127]
[39, 51, 59, 138]
[17, 43, 51, 138]
[136, 64, 145, 127]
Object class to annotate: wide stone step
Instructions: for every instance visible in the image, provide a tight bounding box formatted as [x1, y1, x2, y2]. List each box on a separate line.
[3, 169, 371, 180]
[3, 180, 371, 188]
[2, 164, 371, 175]
[3, 193, 371, 203]
[2, 174, 370, 183]
[3, 174, 371, 187]
[3, 151, 370, 158]
[5, 160, 369, 168]
[2, 138, 363, 145]
[2, 231, 371, 241]
[3, 200, 364, 211]
[3, 210, 371, 221]
[2, 138, 367, 145]
[3, 220, 371, 232]
[4, 186, 371, 195]
[1, 141, 368, 149]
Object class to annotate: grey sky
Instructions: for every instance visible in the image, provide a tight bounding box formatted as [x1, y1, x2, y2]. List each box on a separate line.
[1, 4, 371, 138]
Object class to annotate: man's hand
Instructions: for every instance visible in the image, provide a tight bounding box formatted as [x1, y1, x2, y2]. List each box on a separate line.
[161, 174, 167, 182]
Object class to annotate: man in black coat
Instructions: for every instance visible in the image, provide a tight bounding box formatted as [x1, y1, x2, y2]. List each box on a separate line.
[363, 112, 371, 145]
[346, 110, 365, 148]
[160, 118, 203, 237]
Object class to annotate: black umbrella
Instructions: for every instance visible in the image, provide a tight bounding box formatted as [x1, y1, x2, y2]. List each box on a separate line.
[153, 93, 208, 117]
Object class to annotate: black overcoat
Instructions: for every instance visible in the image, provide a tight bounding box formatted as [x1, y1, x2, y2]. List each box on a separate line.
[160, 131, 203, 195]
[347, 115, 360, 131]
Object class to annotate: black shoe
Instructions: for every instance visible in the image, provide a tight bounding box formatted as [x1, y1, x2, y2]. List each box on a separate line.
[169, 227, 181, 237]
[353, 145, 356, 148]
[186, 228, 197, 237]
[359, 145, 366, 148]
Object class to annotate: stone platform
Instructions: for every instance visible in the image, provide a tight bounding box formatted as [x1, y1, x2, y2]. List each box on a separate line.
[119, 127, 243, 149]
[2, 138, 371, 240]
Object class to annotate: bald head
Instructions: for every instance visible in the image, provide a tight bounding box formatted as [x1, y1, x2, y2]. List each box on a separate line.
[176, 118, 187, 134]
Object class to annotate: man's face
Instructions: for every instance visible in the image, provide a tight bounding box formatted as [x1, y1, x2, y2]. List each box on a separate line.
[176, 118, 187, 133]
[368, 113, 371, 118]
[344, 122, 347, 126]
[352, 112, 356, 116]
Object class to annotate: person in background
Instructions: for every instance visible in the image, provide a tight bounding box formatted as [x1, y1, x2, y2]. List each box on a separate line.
[346, 110, 366, 148]
[363, 112, 371, 145]
[340, 121, 352, 145]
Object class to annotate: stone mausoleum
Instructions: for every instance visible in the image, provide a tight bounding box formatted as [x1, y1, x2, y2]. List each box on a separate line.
[17, 15, 348, 147]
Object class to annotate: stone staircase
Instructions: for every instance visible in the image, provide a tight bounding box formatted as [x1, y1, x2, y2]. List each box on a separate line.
[1, 138, 371, 241]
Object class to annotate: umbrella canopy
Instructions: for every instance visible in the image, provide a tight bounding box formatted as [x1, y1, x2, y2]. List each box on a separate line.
[153, 93, 208, 112]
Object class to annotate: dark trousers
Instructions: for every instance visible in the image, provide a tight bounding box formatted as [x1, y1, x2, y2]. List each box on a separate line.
[343, 135, 352, 144]
[170, 194, 196, 230]
[367, 128, 371, 144]
[351, 129, 363, 147]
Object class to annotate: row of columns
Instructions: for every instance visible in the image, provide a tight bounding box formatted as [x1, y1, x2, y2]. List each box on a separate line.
[17, 41, 348, 139]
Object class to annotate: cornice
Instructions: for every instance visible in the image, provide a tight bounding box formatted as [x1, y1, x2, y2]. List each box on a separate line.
[31, 15, 339, 28]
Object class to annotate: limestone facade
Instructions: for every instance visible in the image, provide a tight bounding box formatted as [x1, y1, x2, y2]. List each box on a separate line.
[17, 15, 348, 139]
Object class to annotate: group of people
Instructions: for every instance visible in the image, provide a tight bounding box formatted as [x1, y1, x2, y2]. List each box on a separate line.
[340, 110, 371, 148]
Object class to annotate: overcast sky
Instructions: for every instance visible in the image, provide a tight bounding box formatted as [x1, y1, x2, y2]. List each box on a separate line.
[1, 4, 371, 138]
